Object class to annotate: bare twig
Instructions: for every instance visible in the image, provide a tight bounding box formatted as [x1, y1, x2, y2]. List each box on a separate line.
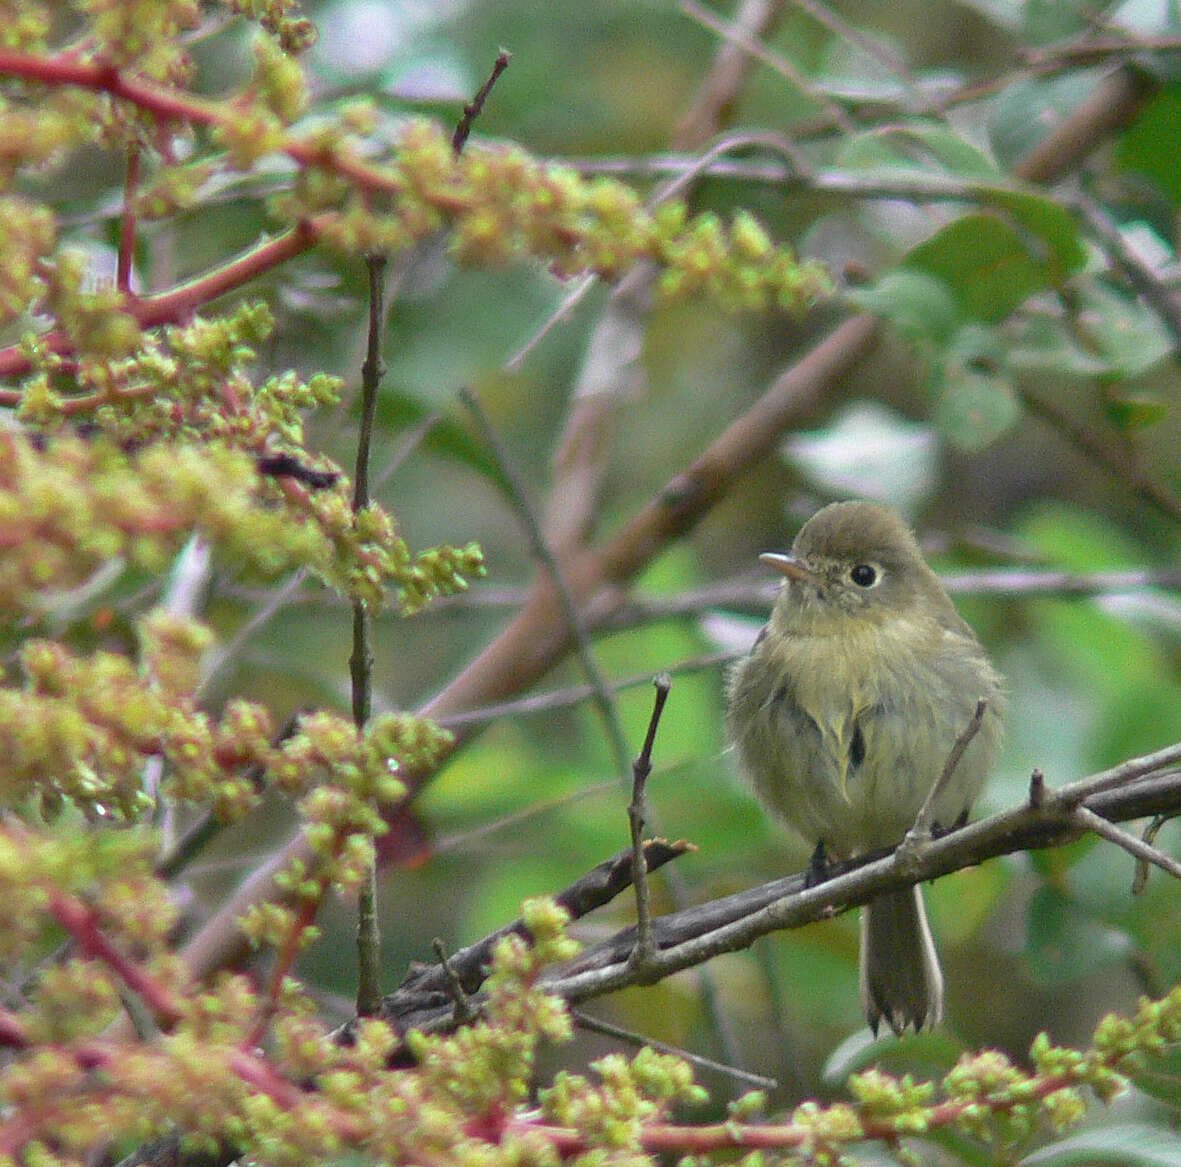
[458, 386, 633, 781]
[352, 251, 391, 1019]
[1133, 815, 1171, 894]
[378, 743, 1181, 1039]
[627, 676, 673, 973]
[1070, 190, 1181, 353]
[432, 938, 477, 1023]
[1019, 387, 1181, 523]
[1073, 805, 1181, 883]
[680, 0, 856, 133]
[451, 51, 511, 154]
[901, 699, 989, 858]
[573, 1009, 778, 1091]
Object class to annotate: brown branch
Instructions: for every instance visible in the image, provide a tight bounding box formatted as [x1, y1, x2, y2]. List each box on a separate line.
[373, 838, 693, 1037]
[627, 675, 673, 972]
[1019, 387, 1181, 523]
[383, 742, 1181, 1038]
[674, 0, 787, 147]
[1012, 66, 1157, 184]
[451, 51, 511, 154]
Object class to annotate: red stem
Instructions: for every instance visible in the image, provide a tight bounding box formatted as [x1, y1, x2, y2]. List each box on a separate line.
[0, 216, 324, 384]
[48, 889, 185, 1027]
[116, 140, 140, 295]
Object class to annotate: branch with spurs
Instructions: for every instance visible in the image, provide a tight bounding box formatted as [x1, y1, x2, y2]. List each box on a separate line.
[381, 734, 1181, 1042]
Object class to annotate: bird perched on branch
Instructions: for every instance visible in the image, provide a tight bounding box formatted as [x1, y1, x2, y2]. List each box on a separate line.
[727, 500, 1004, 1035]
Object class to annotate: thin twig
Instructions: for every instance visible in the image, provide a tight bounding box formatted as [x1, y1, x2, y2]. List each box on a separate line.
[680, 0, 857, 133]
[898, 699, 988, 862]
[451, 51, 511, 154]
[352, 252, 389, 1019]
[674, 0, 786, 147]
[1019, 387, 1181, 523]
[1074, 805, 1181, 883]
[383, 744, 1181, 1038]
[458, 387, 633, 782]
[573, 1009, 778, 1091]
[432, 938, 477, 1023]
[1133, 814, 1171, 894]
[790, 0, 945, 118]
[438, 654, 733, 731]
[1070, 190, 1181, 354]
[627, 675, 673, 973]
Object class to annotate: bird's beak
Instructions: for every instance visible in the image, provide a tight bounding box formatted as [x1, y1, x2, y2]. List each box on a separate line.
[759, 552, 821, 585]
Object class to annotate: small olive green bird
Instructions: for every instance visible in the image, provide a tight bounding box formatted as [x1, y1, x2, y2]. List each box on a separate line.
[727, 500, 1003, 1035]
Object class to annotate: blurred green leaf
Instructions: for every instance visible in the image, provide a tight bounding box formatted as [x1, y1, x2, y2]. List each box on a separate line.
[848, 269, 961, 344]
[932, 326, 1021, 449]
[823, 1026, 965, 1085]
[1025, 884, 1134, 985]
[837, 123, 1000, 177]
[1020, 1123, 1181, 1167]
[1105, 394, 1169, 432]
[906, 214, 1050, 323]
[1074, 283, 1174, 376]
[1130, 1043, 1181, 1111]
[1116, 88, 1181, 204]
[986, 190, 1087, 284]
[1008, 316, 1111, 376]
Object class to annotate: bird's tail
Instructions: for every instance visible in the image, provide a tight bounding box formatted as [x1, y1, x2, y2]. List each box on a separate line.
[860, 885, 944, 1036]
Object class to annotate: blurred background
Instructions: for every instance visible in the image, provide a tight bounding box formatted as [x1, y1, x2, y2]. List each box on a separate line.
[51, 0, 1181, 1122]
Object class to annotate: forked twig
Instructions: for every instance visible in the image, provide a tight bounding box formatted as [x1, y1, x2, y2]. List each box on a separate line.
[627, 675, 673, 972]
[898, 699, 988, 863]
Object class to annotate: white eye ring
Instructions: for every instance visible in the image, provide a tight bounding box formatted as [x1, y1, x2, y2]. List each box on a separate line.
[849, 562, 881, 588]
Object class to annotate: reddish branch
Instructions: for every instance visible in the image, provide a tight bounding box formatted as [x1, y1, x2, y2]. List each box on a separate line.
[0, 217, 323, 384]
[47, 888, 185, 1027]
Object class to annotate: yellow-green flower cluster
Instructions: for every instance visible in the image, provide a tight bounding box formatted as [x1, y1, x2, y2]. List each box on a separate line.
[0, 196, 55, 313]
[292, 120, 830, 314]
[0, 619, 273, 820]
[75, 0, 199, 80]
[223, 0, 317, 54]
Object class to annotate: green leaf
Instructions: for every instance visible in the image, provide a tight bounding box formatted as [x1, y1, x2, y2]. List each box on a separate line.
[847, 269, 961, 345]
[1008, 316, 1111, 376]
[1074, 283, 1173, 375]
[905, 214, 1051, 322]
[1116, 88, 1181, 204]
[986, 190, 1087, 284]
[932, 326, 1021, 449]
[1129, 1043, 1181, 1111]
[1105, 393, 1169, 431]
[822, 1025, 966, 1086]
[1020, 1123, 1181, 1167]
[837, 123, 1000, 177]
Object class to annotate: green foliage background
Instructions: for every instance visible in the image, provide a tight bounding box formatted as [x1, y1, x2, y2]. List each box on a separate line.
[3, 0, 1181, 1162]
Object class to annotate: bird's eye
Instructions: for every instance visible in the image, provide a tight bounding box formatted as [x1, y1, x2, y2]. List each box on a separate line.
[850, 563, 878, 588]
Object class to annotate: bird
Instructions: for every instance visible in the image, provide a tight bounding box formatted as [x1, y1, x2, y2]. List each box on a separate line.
[726, 500, 1004, 1035]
